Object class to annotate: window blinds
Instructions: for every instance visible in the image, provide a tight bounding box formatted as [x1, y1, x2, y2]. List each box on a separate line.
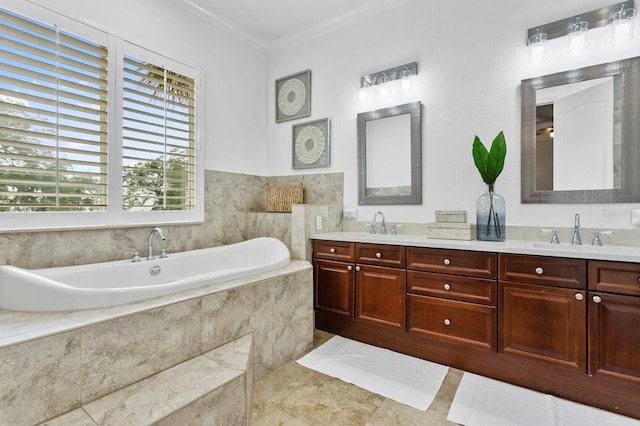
[122, 55, 196, 211]
[0, 8, 108, 212]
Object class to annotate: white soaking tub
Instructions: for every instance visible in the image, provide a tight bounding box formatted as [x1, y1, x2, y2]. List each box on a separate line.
[0, 237, 290, 312]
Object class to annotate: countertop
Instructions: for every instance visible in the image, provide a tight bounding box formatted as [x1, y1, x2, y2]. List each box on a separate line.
[310, 232, 640, 263]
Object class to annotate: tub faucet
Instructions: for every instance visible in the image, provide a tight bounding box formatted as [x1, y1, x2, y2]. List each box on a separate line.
[571, 213, 582, 246]
[147, 227, 166, 260]
[373, 211, 387, 235]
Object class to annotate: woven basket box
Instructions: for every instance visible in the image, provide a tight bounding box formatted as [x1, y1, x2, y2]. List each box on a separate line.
[265, 183, 303, 212]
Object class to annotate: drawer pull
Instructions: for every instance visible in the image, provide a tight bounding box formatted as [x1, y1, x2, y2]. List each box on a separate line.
[375, 252, 382, 258]
[535, 267, 544, 275]
[444, 283, 451, 291]
[574, 293, 584, 301]
[444, 258, 451, 266]
[444, 318, 451, 326]
[330, 248, 336, 254]
[637, 277, 640, 284]
[593, 295, 602, 303]
[355, 266, 361, 272]
[347, 265, 352, 271]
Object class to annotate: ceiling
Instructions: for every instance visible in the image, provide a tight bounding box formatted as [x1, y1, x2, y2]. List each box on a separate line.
[180, 0, 409, 50]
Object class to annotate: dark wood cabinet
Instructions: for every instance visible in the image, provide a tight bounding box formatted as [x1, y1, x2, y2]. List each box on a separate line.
[499, 281, 587, 372]
[355, 264, 406, 329]
[314, 259, 354, 318]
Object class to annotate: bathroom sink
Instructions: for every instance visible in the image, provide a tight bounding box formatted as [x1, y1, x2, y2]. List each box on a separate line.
[531, 242, 640, 256]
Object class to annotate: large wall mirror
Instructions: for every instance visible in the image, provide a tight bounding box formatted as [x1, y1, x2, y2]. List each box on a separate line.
[521, 56, 640, 203]
[357, 101, 422, 205]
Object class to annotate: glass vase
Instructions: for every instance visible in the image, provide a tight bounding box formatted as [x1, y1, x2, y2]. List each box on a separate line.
[476, 185, 505, 242]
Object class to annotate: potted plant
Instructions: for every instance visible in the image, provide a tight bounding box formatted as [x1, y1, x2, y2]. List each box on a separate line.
[472, 131, 507, 241]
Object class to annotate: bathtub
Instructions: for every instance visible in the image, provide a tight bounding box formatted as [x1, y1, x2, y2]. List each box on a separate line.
[0, 237, 290, 312]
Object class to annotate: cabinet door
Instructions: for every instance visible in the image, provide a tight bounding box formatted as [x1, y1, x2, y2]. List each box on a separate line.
[355, 264, 406, 330]
[499, 282, 587, 372]
[314, 259, 354, 318]
[589, 292, 640, 383]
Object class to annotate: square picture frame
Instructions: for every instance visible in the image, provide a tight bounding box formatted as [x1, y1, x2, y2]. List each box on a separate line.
[275, 69, 311, 123]
[292, 118, 330, 169]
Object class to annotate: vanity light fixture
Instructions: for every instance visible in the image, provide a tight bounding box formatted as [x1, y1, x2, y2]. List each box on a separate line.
[567, 17, 589, 54]
[359, 77, 371, 101]
[377, 72, 389, 96]
[358, 62, 418, 101]
[528, 29, 547, 63]
[526, 1, 634, 59]
[611, 3, 636, 44]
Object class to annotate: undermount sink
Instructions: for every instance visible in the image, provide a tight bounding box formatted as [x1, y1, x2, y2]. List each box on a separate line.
[531, 242, 640, 256]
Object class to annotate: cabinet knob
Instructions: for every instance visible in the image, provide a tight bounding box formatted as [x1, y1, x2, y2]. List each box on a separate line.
[330, 248, 336, 254]
[355, 266, 361, 272]
[347, 265, 352, 271]
[535, 267, 544, 275]
[574, 293, 584, 301]
[637, 277, 640, 284]
[375, 252, 382, 258]
[444, 258, 451, 266]
[444, 318, 451, 326]
[592, 295, 602, 303]
[444, 283, 451, 291]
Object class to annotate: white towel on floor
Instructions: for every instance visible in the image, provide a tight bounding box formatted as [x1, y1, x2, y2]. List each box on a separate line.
[297, 335, 449, 411]
[447, 372, 640, 426]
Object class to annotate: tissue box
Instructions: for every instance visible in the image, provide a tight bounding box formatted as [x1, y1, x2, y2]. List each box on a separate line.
[435, 210, 467, 223]
[427, 222, 475, 240]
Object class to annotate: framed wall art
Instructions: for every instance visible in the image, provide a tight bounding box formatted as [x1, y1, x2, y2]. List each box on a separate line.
[275, 69, 311, 123]
[292, 118, 330, 169]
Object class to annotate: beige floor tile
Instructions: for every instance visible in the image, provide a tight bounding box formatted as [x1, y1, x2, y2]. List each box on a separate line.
[251, 406, 310, 426]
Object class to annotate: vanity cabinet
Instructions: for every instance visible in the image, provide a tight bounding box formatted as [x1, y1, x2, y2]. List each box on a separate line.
[588, 261, 640, 384]
[406, 247, 497, 351]
[498, 254, 587, 372]
[313, 241, 406, 330]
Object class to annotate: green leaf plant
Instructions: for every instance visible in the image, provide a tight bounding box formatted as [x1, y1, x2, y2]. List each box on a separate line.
[472, 131, 507, 238]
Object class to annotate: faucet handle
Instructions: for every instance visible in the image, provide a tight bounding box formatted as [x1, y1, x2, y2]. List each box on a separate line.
[541, 229, 560, 244]
[391, 224, 403, 235]
[125, 251, 142, 262]
[159, 248, 170, 258]
[592, 231, 613, 246]
[365, 223, 376, 234]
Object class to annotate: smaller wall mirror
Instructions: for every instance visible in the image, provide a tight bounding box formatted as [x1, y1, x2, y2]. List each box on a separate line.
[521, 57, 640, 203]
[357, 101, 422, 205]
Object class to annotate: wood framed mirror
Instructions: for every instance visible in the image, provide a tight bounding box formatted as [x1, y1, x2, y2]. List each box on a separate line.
[357, 101, 422, 205]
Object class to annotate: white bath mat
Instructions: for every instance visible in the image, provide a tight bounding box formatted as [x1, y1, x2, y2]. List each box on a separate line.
[296, 335, 449, 411]
[447, 372, 640, 426]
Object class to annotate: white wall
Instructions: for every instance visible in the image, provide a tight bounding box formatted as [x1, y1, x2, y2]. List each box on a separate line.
[18, 0, 269, 176]
[266, 0, 640, 229]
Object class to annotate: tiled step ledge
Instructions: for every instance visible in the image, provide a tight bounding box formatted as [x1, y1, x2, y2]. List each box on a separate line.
[40, 334, 253, 426]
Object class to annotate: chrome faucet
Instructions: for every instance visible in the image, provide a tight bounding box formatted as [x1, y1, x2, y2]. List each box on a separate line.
[571, 213, 582, 246]
[373, 211, 387, 235]
[147, 227, 166, 260]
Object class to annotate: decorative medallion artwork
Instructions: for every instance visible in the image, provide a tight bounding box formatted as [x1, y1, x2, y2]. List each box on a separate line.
[275, 70, 311, 123]
[292, 118, 330, 169]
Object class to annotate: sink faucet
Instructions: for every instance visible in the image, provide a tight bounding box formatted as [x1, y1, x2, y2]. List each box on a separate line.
[147, 227, 166, 260]
[373, 211, 387, 235]
[571, 213, 582, 246]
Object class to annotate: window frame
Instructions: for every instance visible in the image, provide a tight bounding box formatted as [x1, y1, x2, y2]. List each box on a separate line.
[0, 2, 204, 231]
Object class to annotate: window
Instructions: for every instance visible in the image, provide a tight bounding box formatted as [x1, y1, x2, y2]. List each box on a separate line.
[0, 4, 202, 230]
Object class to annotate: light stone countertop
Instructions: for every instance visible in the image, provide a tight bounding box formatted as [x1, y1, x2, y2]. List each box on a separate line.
[310, 232, 640, 263]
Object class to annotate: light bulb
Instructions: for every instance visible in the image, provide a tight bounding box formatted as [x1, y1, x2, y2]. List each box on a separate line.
[377, 73, 388, 97]
[358, 86, 367, 101]
[400, 69, 412, 92]
[611, 5, 635, 45]
[528, 30, 547, 63]
[567, 17, 588, 55]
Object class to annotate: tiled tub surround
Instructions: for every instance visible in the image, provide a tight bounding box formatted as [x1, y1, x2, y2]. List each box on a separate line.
[0, 261, 313, 425]
[0, 170, 344, 269]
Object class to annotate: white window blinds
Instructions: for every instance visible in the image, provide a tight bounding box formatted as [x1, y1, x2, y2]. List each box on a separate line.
[122, 55, 196, 212]
[0, 8, 108, 212]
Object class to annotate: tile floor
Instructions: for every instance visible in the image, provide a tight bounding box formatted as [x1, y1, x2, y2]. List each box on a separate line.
[250, 330, 462, 425]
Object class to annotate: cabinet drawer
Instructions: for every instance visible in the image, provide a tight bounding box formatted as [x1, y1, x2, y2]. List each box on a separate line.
[589, 261, 640, 296]
[356, 243, 406, 268]
[408, 294, 496, 351]
[500, 254, 586, 289]
[407, 247, 496, 278]
[407, 271, 496, 306]
[314, 240, 355, 262]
